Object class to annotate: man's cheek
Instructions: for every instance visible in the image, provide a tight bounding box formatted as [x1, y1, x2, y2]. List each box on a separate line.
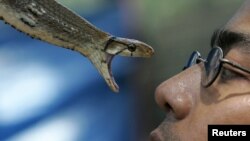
[210, 96, 250, 123]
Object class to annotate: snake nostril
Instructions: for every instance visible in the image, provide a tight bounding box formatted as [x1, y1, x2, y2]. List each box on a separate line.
[147, 49, 153, 55]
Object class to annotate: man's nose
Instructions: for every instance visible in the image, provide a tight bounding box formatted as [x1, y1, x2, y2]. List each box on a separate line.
[155, 64, 202, 119]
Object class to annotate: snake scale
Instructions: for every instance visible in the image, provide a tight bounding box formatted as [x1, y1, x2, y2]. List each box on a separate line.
[0, 0, 154, 92]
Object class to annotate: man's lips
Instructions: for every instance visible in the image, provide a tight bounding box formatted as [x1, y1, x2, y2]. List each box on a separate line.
[150, 129, 163, 141]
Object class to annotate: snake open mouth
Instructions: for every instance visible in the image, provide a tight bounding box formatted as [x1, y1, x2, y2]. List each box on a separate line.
[106, 54, 119, 92]
[87, 49, 119, 92]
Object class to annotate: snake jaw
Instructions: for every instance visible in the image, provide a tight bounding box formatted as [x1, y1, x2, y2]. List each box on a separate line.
[88, 49, 119, 93]
[90, 36, 154, 92]
[105, 54, 119, 92]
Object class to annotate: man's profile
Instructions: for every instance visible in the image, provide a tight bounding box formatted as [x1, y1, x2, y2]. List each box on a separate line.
[150, 0, 250, 140]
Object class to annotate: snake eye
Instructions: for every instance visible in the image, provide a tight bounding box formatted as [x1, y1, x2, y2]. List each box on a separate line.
[128, 44, 136, 52]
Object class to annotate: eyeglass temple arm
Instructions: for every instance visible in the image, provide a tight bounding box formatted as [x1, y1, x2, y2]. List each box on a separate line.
[182, 56, 206, 70]
[197, 57, 206, 63]
[220, 58, 250, 74]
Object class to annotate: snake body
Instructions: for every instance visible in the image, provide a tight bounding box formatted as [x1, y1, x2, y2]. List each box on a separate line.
[0, 0, 154, 92]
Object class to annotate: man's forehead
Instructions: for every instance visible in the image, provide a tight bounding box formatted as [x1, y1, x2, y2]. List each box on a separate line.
[225, 0, 250, 33]
[212, 0, 250, 54]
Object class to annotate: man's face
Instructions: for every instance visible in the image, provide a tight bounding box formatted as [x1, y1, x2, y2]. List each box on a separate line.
[150, 1, 250, 141]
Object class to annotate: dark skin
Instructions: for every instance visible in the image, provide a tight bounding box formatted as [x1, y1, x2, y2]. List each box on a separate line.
[150, 0, 250, 141]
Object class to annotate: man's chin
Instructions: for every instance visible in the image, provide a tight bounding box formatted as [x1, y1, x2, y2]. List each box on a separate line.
[150, 129, 164, 141]
[150, 122, 181, 141]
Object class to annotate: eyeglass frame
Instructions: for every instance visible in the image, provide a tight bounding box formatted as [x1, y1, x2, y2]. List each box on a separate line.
[183, 46, 250, 87]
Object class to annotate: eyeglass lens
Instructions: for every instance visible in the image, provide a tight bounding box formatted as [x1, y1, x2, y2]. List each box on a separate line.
[183, 51, 201, 70]
[202, 47, 223, 86]
[184, 47, 224, 87]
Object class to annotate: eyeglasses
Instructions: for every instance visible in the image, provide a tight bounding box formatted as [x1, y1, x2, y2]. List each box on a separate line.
[183, 46, 250, 87]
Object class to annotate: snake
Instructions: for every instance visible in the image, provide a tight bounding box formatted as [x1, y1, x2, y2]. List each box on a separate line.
[0, 0, 154, 92]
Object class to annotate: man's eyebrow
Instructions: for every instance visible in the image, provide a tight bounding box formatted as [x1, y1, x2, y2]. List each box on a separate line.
[210, 29, 249, 52]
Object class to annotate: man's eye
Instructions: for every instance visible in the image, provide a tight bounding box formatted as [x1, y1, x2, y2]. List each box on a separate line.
[220, 67, 244, 81]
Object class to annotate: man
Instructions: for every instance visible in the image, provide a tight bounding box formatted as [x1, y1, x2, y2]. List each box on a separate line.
[151, 0, 250, 140]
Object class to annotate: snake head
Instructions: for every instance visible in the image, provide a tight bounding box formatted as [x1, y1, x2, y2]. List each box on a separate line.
[104, 36, 154, 57]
